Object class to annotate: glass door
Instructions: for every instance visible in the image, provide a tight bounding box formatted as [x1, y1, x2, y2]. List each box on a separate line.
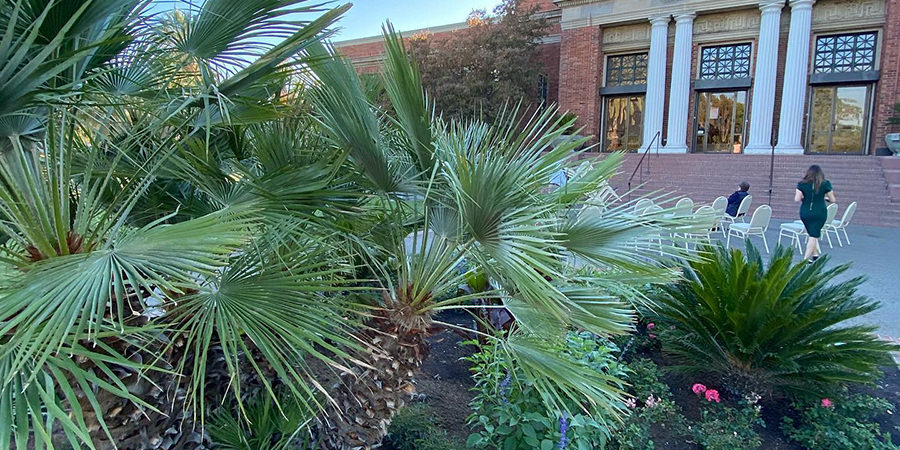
[603, 95, 644, 152]
[807, 85, 870, 154]
[694, 91, 747, 153]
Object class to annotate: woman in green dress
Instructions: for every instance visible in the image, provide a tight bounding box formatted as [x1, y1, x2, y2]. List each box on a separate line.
[794, 165, 836, 261]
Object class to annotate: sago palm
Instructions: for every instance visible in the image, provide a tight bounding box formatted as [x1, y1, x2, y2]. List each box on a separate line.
[656, 244, 898, 398]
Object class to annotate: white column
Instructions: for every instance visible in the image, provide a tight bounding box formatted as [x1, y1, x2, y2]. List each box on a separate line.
[774, 0, 815, 154]
[642, 15, 670, 151]
[662, 13, 695, 154]
[744, 1, 786, 154]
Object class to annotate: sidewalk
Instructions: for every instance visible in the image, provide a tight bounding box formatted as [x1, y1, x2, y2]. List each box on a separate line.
[714, 220, 900, 338]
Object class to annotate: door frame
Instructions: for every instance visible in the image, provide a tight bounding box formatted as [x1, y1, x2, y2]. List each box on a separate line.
[804, 83, 874, 155]
[600, 94, 646, 153]
[691, 89, 749, 153]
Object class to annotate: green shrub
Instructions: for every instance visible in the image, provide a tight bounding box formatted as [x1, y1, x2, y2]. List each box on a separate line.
[466, 331, 626, 449]
[385, 403, 457, 450]
[691, 402, 764, 450]
[625, 358, 671, 403]
[610, 358, 689, 450]
[782, 393, 899, 449]
[656, 244, 897, 398]
[208, 391, 315, 450]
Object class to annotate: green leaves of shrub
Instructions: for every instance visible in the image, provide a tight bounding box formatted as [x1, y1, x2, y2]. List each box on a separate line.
[465, 332, 626, 450]
[782, 393, 899, 450]
[385, 403, 458, 450]
[656, 244, 898, 398]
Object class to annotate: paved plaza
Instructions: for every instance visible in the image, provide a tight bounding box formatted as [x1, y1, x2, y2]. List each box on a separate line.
[714, 221, 900, 338]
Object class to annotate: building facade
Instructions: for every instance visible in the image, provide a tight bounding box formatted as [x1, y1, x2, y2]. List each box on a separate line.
[336, 0, 900, 156]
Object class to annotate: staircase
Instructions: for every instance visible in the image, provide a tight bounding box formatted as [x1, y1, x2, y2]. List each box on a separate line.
[593, 153, 900, 227]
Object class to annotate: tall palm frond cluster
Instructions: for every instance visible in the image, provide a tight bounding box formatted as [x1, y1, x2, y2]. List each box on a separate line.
[0, 1, 700, 449]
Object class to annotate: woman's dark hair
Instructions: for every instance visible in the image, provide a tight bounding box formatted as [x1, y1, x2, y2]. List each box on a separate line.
[739, 181, 750, 192]
[802, 165, 825, 193]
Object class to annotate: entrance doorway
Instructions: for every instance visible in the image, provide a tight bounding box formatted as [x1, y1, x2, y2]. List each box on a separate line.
[693, 91, 747, 153]
[602, 95, 644, 152]
[807, 85, 871, 154]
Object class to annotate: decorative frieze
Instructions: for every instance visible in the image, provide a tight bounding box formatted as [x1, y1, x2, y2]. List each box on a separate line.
[693, 10, 762, 42]
[602, 24, 651, 51]
[812, 0, 885, 28]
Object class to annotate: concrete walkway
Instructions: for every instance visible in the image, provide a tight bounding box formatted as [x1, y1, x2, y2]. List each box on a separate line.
[713, 220, 900, 338]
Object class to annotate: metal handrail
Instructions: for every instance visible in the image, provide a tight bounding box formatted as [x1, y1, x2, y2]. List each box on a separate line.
[627, 131, 661, 198]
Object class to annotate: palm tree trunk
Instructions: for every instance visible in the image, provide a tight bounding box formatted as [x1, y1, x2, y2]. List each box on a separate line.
[317, 309, 429, 449]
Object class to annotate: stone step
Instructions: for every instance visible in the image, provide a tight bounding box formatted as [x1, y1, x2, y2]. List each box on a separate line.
[881, 157, 900, 170]
[585, 153, 898, 227]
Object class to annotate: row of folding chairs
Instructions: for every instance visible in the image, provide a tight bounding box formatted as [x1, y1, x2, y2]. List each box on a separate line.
[777, 202, 858, 252]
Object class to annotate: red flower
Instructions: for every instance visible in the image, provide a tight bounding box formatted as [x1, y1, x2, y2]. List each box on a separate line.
[691, 383, 707, 395]
[821, 398, 834, 408]
[646, 322, 655, 330]
[705, 389, 721, 403]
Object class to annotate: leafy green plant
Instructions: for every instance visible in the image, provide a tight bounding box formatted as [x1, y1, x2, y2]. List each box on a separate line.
[385, 403, 458, 450]
[208, 391, 316, 450]
[625, 358, 671, 403]
[609, 358, 688, 450]
[782, 393, 899, 449]
[655, 244, 898, 398]
[466, 332, 627, 450]
[691, 402, 764, 450]
[558, 112, 580, 134]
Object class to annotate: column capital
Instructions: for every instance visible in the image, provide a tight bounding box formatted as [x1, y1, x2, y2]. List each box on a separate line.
[674, 12, 697, 23]
[759, 1, 785, 13]
[649, 15, 671, 26]
[788, 0, 815, 10]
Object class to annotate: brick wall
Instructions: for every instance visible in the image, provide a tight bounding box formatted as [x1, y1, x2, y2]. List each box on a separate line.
[873, 0, 900, 154]
[559, 26, 603, 140]
[536, 42, 561, 104]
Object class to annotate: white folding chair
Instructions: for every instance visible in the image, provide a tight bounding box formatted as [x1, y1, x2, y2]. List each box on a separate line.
[790, 203, 839, 248]
[672, 198, 694, 217]
[822, 204, 839, 248]
[633, 198, 654, 216]
[723, 195, 753, 229]
[778, 221, 806, 253]
[683, 206, 719, 250]
[727, 205, 772, 253]
[711, 196, 728, 237]
[640, 205, 665, 255]
[825, 201, 856, 247]
[596, 183, 622, 204]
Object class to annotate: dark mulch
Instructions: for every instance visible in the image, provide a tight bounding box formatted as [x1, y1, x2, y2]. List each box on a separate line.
[857, 366, 900, 443]
[411, 310, 477, 444]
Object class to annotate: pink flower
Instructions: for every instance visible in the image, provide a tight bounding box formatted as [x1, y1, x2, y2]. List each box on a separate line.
[705, 389, 721, 403]
[821, 398, 834, 408]
[646, 323, 655, 330]
[645, 395, 658, 408]
[624, 398, 637, 409]
[648, 333, 657, 339]
[691, 383, 707, 395]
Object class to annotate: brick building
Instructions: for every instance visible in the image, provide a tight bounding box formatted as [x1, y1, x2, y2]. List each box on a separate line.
[336, 0, 900, 226]
[336, 0, 899, 157]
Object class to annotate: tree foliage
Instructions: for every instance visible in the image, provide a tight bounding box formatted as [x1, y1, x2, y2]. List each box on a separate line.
[408, 0, 548, 122]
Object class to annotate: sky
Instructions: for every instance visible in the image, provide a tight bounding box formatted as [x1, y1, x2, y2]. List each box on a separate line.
[331, 0, 502, 41]
[148, 1, 502, 42]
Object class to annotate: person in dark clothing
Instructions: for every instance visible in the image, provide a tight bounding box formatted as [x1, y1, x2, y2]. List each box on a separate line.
[725, 181, 750, 217]
[795, 165, 836, 262]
